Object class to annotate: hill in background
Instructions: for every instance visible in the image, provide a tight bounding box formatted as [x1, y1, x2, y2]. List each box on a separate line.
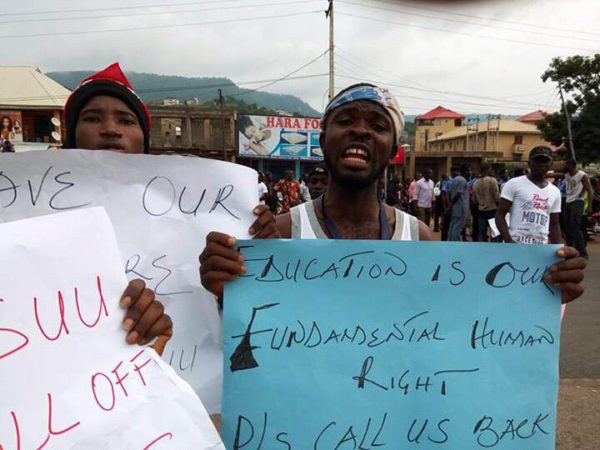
[47, 70, 321, 117]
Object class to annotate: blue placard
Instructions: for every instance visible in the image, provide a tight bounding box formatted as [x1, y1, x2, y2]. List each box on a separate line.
[223, 240, 562, 449]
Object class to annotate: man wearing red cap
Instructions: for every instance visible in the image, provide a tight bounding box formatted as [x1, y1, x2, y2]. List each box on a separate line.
[63, 64, 172, 354]
[64, 62, 151, 154]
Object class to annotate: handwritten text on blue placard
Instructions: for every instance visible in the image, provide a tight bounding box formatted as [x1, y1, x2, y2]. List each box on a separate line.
[223, 240, 561, 449]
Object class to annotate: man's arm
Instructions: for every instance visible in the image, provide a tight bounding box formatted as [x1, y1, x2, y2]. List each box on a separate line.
[418, 221, 433, 240]
[492, 178, 501, 204]
[549, 213, 563, 244]
[471, 181, 480, 206]
[495, 198, 514, 243]
[583, 175, 594, 214]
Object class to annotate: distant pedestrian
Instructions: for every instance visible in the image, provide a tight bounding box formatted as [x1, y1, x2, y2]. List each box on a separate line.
[472, 163, 500, 241]
[299, 173, 311, 203]
[412, 168, 434, 227]
[447, 166, 469, 241]
[408, 173, 420, 214]
[467, 173, 479, 242]
[563, 159, 593, 258]
[1, 139, 15, 153]
[307, 164, 328, 199]
[496, 146, 562, 245]
[274, 169, 300, 214]
[258, 172, 269, 205]
[433, 175, 446, 232]
[386, 175, 401, 207]
[440, 173, 453, 240]
[262, 172, 278, 214]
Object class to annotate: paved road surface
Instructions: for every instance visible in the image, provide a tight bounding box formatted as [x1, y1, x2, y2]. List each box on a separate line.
[557, 240, 599, 449]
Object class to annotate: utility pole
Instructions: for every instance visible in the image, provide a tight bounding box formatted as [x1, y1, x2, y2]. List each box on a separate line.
[218, 88, 226, 161]
[326, 0, 334, 100]
[558, 82, 577, 163]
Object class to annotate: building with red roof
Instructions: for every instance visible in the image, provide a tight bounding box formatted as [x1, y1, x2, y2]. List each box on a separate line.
[516, 110, 547, 124]
[416, 105, 465, 122]
[415, 106, 465, 153]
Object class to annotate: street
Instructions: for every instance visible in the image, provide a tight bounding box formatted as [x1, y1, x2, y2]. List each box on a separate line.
[557, 240, 600, 449]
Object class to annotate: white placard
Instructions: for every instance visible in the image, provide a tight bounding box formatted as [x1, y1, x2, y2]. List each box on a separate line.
[0, 149, 258, 412]
[0, 207, 224, 449]
[488, 213, 510, 238]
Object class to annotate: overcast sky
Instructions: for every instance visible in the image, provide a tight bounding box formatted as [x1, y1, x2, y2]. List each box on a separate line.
[5, 0, 599, 116]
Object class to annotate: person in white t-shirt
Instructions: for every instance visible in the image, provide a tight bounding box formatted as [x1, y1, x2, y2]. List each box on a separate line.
[496, 146, 562, 245]
[257, 172, 269, 205]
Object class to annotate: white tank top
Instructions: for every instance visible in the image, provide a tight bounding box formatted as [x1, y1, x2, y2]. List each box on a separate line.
[565, 170, 585, 203]
[290, 200, 419, 240]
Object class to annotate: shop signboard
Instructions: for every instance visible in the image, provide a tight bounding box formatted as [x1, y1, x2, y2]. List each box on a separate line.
[0, 111, 23, 142]
[237, 114, 323, 161]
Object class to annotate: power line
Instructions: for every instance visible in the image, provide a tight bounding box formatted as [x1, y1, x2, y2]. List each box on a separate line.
[0, 0, 288, 17]
[338, 0, 600, 44]
[335, 73, 559, 111]
[0, 0, 320, 25]
[0, 10, 321, 39]
[371, 0, 600, 38]
[335, 47, 561, 111]
[334, 55, 557, 109]
[234, 49, 329, 97]
[335, 46, 431, 90]
[337, 11, 598, 53]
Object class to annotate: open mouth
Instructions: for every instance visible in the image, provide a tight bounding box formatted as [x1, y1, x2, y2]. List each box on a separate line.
[342, 147, 370, 166]
[96, 143, 125, 151]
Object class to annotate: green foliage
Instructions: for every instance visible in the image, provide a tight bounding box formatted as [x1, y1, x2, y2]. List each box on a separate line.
[47, 71, 320, 117]
[404, 121, 416, 136]
[539, 54, 600, 164]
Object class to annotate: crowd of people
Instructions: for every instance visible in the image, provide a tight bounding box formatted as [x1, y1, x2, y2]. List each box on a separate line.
[381, 155, 599, 258]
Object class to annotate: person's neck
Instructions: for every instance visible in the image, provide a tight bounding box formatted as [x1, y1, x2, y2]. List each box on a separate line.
[323, 182, 380, 224]
[528, 173, 548, 187]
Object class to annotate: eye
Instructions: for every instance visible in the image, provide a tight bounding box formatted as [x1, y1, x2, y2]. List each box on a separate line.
[372, 122, 389, 132]
[119, 117, 136, 126]
[81, 115, 100, 123]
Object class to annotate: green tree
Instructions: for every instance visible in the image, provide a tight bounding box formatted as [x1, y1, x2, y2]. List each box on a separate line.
[538, 54, 600, 164]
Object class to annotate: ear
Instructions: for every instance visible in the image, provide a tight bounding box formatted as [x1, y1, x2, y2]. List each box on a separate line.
[319, 129, 326, 152]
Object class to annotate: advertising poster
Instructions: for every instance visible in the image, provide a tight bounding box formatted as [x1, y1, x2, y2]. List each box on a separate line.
[0, 111, 23, 142]
[237, 114, 323, 160]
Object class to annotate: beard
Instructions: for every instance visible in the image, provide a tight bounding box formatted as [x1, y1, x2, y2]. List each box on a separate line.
[324, 152, 387, 191]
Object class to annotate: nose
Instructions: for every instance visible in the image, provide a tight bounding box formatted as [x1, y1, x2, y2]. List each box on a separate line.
[349, 118, 372, 140]
[99, 118, 122, 138]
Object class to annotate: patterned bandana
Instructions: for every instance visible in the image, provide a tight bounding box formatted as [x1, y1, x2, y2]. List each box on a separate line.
[322, 83, 405, 145]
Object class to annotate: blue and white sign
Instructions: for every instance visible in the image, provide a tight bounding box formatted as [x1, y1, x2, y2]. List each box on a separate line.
[223, 240, 562, 449]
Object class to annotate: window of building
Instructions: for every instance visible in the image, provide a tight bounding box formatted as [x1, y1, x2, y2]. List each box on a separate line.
[514, 135, 523, 145]
[455, 119, 462, 126]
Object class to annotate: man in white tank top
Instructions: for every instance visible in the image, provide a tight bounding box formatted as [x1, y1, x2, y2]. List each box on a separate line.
[199, 84, 587, 306]
[563, 159, 593, 258]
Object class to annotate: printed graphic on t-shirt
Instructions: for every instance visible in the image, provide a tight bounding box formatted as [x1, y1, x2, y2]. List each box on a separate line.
[513, 194, 553, 243]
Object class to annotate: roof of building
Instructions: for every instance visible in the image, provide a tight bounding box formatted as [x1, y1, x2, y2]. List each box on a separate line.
[429, 119, 541, 142]
[517, 110, 547, 123]
[416, 105, 465, 120]
[0, 65, 71, 109]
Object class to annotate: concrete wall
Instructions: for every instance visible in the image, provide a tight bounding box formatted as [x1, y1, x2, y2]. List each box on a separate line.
[148, 106, 236, 160]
